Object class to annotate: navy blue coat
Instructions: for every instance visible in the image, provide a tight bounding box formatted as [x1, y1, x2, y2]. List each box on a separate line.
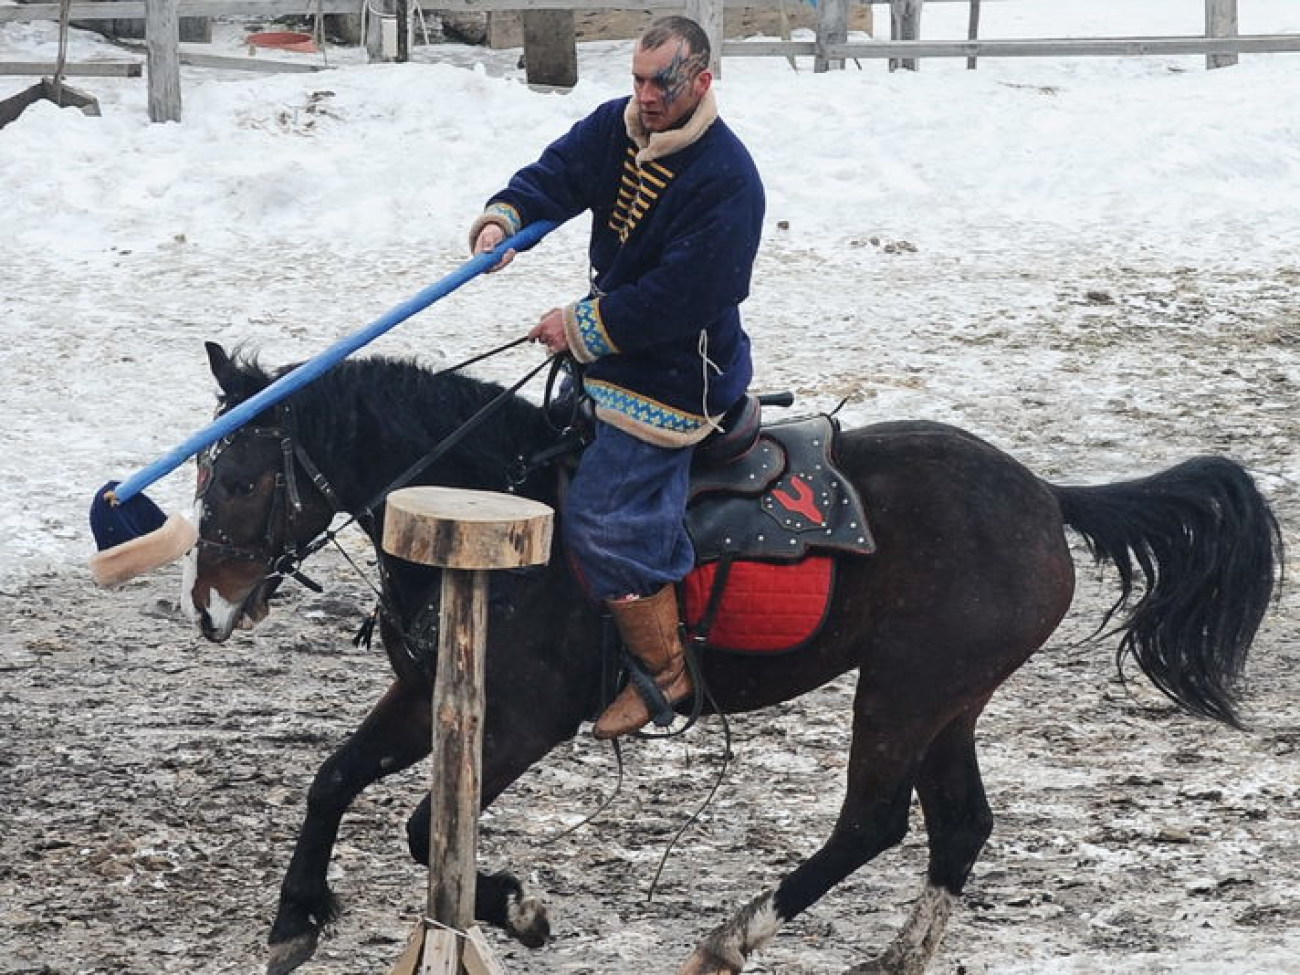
[484, 94, 765, 446]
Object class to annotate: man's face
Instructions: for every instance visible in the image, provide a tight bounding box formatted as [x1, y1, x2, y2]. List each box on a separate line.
[631, 39, 712, 133]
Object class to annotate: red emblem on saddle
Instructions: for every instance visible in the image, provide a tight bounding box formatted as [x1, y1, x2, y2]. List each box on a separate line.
[770, 475, 825, 525]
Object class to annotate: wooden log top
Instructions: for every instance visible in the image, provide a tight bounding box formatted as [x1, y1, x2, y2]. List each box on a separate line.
[382, 487, 553, 570]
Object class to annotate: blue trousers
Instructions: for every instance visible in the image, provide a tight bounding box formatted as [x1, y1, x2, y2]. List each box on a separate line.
[562, 421, 695, 601]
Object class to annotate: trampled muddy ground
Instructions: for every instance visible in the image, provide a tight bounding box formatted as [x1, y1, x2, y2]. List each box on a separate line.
[2, 258, 1297, 974]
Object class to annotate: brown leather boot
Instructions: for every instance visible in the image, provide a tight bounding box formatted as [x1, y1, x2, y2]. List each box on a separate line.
[593, 585, 694, 740]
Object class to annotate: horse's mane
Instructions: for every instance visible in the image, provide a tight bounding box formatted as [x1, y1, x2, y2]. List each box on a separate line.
[224, 349, 555, 495]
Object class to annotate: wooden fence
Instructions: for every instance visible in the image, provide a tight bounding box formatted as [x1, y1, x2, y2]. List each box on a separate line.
[5, 0, 1299, 122]
[716, 0, 1300, 71]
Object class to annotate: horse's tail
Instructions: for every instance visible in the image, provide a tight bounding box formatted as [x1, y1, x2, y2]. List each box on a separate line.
[1053, 456, 1283, 729]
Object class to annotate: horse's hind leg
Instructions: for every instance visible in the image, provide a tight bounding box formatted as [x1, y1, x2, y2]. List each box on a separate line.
[679, 689, 934, 975]
[849, 706, 992, 975]
[267, 678, 431, 975]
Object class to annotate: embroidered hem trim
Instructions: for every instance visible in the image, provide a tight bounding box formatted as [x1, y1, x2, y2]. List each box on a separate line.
[586, 379, 718, 448]
[565, 299, 617, 363]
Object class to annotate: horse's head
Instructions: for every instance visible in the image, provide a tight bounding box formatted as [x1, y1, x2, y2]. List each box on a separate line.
[185, 342, 337, 642]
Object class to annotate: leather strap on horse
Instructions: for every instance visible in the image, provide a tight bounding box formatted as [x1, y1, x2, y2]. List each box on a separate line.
[686, 552, 735, 647]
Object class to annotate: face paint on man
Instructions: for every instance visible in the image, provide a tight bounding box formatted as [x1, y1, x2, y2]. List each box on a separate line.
[632, 39, 712, 133]
[654, 44, 700, 107]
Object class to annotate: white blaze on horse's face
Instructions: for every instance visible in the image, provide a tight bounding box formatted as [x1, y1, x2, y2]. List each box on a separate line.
[187, 444, 284, 642]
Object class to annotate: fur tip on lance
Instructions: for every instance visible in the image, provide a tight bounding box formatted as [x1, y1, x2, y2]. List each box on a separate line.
[89, 513, 199, 589]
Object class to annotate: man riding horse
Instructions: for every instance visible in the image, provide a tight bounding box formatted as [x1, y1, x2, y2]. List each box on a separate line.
[470, 16, 767, 739]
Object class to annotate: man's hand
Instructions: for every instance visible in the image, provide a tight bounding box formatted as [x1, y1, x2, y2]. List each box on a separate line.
[473, 223, 516, 272]
[527, 308, 569, 355]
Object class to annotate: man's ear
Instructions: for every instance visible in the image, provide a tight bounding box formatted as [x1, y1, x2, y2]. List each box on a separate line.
[695, 69, 713, 96]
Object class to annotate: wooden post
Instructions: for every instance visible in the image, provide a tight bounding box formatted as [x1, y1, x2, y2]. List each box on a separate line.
[395, 0, 409, 61]
[383, 487, 553, 975]
[366, 0, 402, 62]
[686, 0, 723, 77]
[814, 0, 848, 73]
[144, 0, 180, 122]
[890, 0, 922, 72]
[522, 9, 577, 88]
[966, 0, 980, 70]
[1205, 0, 1238, 69]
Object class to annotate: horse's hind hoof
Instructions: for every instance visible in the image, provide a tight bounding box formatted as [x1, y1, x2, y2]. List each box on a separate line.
[506, 890, 550, 948]
[266, 932, 319, 975]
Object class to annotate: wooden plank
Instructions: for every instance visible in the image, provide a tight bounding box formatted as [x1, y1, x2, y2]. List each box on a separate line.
[0, 60, 142, 76]
[1205, 0, 1239, 69]
[0, 0, 358, 22]
[111, 40, 327, 71]
[419, 926, 460, 975]
[389, 922, 426, 975]
[1, 77, 99, 128]
[429, 0, 952, 7]
[723, 34, 1300, 60]
[462, 926, 508, 975]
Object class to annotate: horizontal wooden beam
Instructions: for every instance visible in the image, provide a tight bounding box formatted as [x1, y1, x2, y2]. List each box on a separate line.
[175, 48, 328, 70]
[724, 34, 1300, 59]
[429, 0, 943, 6]
[0, 59, 143, 75]
[0, 0, 358, 22]
[110, 39, 329, 70]
[0, 0, 959, 21]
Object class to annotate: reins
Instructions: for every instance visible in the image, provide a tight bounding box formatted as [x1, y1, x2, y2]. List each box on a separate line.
[267, 339, 555, 586]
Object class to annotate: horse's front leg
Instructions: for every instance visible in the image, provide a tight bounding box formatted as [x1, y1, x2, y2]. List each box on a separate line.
[403, 796, 551, 948]
[267, 678, 431, 975]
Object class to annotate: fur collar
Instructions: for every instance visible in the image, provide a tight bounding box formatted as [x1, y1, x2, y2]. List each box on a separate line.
[623, 89, 719, 165]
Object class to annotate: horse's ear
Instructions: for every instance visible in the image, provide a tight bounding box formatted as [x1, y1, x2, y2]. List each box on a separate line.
[206, 341, 242, 395]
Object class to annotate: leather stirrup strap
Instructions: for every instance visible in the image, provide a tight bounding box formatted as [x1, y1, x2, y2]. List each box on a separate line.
[688, 553, 735, 646]
[624, 657, 679, 729]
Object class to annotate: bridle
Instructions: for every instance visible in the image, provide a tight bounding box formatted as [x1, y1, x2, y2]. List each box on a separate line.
[194, 348, 576, 601]
[195, 400, 345, 593]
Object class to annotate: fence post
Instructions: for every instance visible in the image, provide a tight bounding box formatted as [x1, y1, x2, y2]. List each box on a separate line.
[814, 0, 848, 72]
[966, 0, 981, 70]
[1205, 0, 1238, 69]
[687, 0, 724, 76]
[523, 9, 577, 87]
[145, 0, 180, 122]
[890, 0, 922, 71]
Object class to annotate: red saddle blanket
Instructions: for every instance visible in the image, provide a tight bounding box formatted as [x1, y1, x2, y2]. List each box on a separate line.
[681, 556, 835, 654]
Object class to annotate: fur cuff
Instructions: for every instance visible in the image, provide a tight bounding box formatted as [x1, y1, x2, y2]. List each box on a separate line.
[468, 202, 522, 253]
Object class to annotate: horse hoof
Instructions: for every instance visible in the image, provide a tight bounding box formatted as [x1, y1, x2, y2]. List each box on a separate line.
[677, 947, 742, 975]
[266, 931, 319, 975]
[506, 891, 550, 948]
[844, 952, 916, 975]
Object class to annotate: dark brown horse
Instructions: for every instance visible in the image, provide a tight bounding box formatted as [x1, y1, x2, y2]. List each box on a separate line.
[185, 342, 1281, 975]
